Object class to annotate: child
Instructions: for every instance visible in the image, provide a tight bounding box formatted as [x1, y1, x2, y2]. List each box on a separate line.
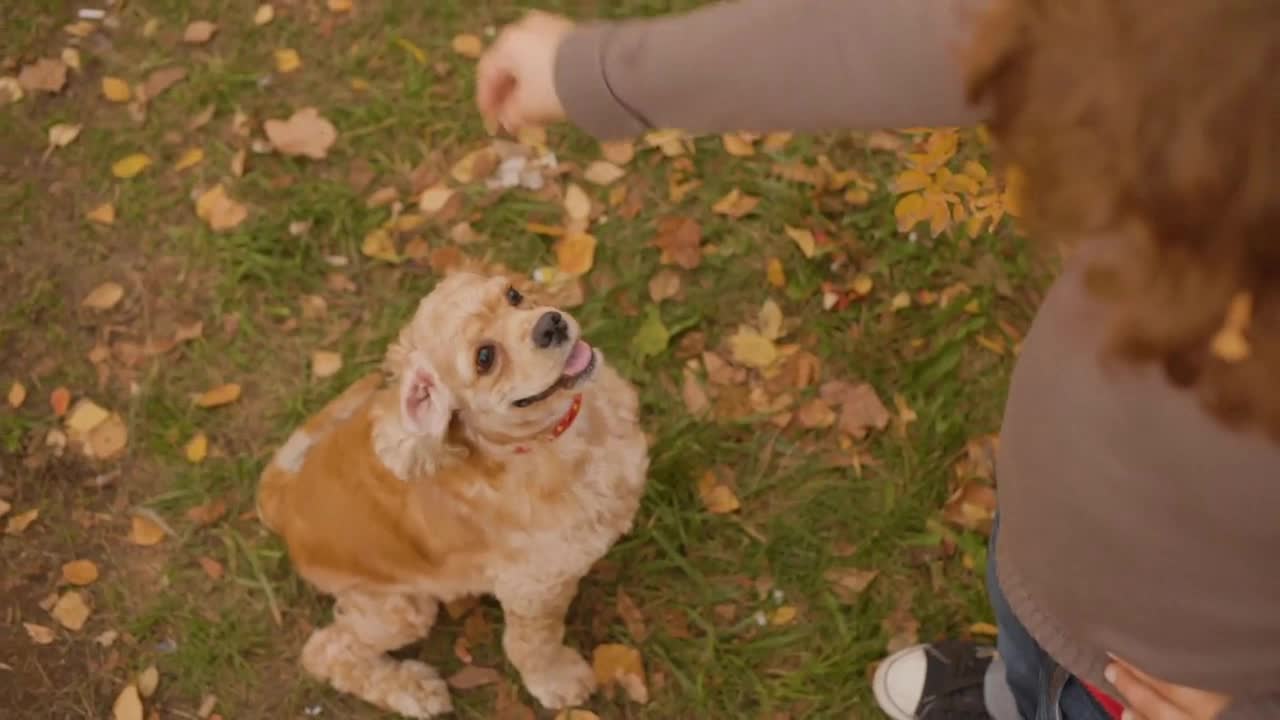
[476, 1, 1280, 719]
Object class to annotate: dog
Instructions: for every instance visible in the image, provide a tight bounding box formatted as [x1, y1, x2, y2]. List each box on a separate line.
[256, 271, 649, 717]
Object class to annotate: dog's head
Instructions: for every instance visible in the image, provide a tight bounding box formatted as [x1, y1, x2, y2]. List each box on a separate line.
[386, 272, 600, 445]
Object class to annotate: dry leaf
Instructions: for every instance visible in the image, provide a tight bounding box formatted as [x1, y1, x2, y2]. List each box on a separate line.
[451, 34, 484, 59]
[647, 269, 681, 303]
[183, 20, 218, 44]
[584, 161, 626, 186]
[112, 154, 152, 179]
[51, 591, 90, 631]
[254, 4, 276, 25]
[728, 327, 778, 369]
[47, 123, 82, 148]
[600, 140, 635, 166]
[185, 498, 228, 527]
[82, 282, 124, 311]
[230, 148, 247, 177]
[851, 274, 874, 297]
[796, 398, 836, 429]
[113, 684, 143, 720]
[87, 414, 128, 459]
[418, 185, 455, 214]
[697, 470, 740, 514]
[94, 630, 120, 647]
[711, 188, 760, 219]
[62, 560, 100, 586]
[722, 132, 755, 157]
[450, 147, 498, 183]
[195, 185, 248, 232]
[822, 381, 891, 439]
[0, 499, 8, 519]
[592, 644, 648, 704]
[653, 217, 702, 270]
[758, 299, 784, 340]
[555, 712, 601, 720]
[0, 76, 24, 105]
[563, 183, 591, 222]
[883, 599, 920, 654]
[87, 203, 116, 225]
[66, 399, 110, 433]
[763, 131, 793, 151]
[184, 432, 208, 463]
[198, 556, 225, 580]
[174, 147, 204, 171]
[784, 226, 816, 258]
[311, 350, 343, 379]
[50, 387, 71, 416]
[770, 606, 798, 626]
[264, 107, 337, 159]
[128, 515, 166, 546]
[19, 58, 68, 93]
[766, 257, 786, 288]
[6, 508, 40, 535]
[328, 0, 353, 11]
[942, 482, 997, 535]
[1211, 291, 1252, 362]
[195, 383, 241, 408]
[681, 369, 710, 417]
[555, 233, 596, 276]
[361, 228, 400, 263]
[102, 76, 131, 103]
[138, 666, 159, 699]
[447, 665, 502, 690]
[616, 590, 649, 642]
[824, 567, 878, 603]
[7, 381, 26, 408]
[274, 48, 302, 74]
[969, 621, 999, 637]
[24, 623, 56, 645]
[188, 104, 216, 131]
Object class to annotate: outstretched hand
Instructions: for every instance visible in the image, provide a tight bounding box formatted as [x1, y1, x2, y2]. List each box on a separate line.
[1106, 656, 1231, 720]
[476, 12, 574, 133]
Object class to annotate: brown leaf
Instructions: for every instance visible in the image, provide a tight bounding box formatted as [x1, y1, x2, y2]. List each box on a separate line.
[143, 66, 187, 100]
[311, 350, 343, 379]
[711, 188, 760, 219]
[198, 556, 225, 580]
[185, 498, 228, 528]
[824, 568, 878, 603]
[264, 107, 337, 159]
[87, 203, 116, 225]
[696, 470, 740, 514]
[722, 132, 756, 157]
[795, 398, 836, 429]
[274, 48, 302, 74]
[195, 383, 241, 408]
[450, 147, 498, 184]
[770, 605, 798, 626]
[102, 76, 132, 103]
[592, 643, 648, 704]
[451, 33, 485, 59]
[113, 684, 143, 720]
[62, 560, 100, 586]
[51, 591, 91, 630]
[652, 217, 702, 270]
[447, 665, 501, 690]
[128, 515, 166, 546]
[882, 597, 920, 654]
[50, 387, 71, 416]
[554, 712, 601, 720]
[554, 233, 596, 276]
[24, 623, 56, 645]
[681, 368, 710, 417]
[7, 381, 25, 408]
[942, 482, 997, 535]
[821, 381, 890, 439]
[195, 185, 248, 232]
[137, 665, 160, 699]
[183, 21, 218, 44]
[83, 282, 125, 310]
[86, 413, 128, 459]
[727, 327, 778, 369]
[187, 105, 216, 131]
[616, 589, 648, 642]
[19, 58, 68, 93]
[647, 269, 681, 303]
[6, 508, 39, 535]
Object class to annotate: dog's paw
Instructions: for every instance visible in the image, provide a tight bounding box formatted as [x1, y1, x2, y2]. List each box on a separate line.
[521, 646, 597, 710]
[382, 660, 453, 718]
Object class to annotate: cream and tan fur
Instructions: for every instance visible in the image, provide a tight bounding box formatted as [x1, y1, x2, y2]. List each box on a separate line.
[257, 272, 648, 717]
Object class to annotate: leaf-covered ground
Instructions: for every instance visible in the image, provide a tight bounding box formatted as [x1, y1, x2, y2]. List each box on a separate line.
[0, 2, 1051, 718]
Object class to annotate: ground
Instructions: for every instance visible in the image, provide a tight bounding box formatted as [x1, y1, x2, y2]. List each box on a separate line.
[0, 1, 1050, 718]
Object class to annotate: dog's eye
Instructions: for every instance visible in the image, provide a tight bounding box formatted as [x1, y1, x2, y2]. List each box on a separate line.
[506, 286, 523, 307]
[475, 344, 496, 374]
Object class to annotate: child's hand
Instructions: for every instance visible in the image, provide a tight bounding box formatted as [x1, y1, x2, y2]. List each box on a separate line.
[476, 12, 574, 132]
[1106, 656, 1231, 720]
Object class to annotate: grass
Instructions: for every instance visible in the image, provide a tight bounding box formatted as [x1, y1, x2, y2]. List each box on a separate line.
[0, 1, 1044, 718]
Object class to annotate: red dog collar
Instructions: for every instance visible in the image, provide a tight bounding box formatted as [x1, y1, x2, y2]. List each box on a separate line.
[513, 394, 583, 454]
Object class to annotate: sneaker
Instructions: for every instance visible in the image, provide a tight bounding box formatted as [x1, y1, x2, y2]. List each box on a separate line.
[872, 639, 996, 719]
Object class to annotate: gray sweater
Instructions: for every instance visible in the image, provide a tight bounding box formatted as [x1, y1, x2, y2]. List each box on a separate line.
[553, 1, 1280, 717]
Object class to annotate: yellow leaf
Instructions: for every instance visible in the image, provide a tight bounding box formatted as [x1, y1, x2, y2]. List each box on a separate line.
[564, 183, 591, 222]
[195, 184, 248, 232]
[86, 202, 116, 225]
[82, 281, 124, 310]
[47, 122, 82, 148]
[697, 471, 740, 514]
[87, 413, 128, 460]
[583, 161, 626, 186]
[311, 350, 343, 379]
[274, 48, 301, 74]
[417, 185, 455, 214]
[328, 0, 353, 10]
[968, 621, 999, 637]
[183, 20, 218, 45]
[395, 37, 427, 65]
[851, 274, 874, 297]
[555, 233, 597, 276]
[721, 132, 755, 157]
[450, 147, 496, 183]
[61, 47, 82, 72]
[766, 258, 786, 288]
[762, 131, 793, 151]
[1211, 291, 1253, 363]
[890, 291, 912, 311]
[647, 269, 682, 303]
[1002, 164, 1025, 217]
[111, 153, 151, 179]
[894, 192, 926, 233]
[591, 643, 648, 704]
[361, 228, 400, 263]
[554, 712, 601, 720]
[7, 381, 26, 408]
[770, 605, 798, 626]
[728, 327, 778, 369]
[758, 299, 784, 341]
[66, 399, 110, 433]
[101, 76, 131, 102]
[6, 508, 39, 535]
[50, 591, 90, 630]
[127, 515, 167, 546]
[784, 226, 815, 258]
[137, 666, 160, 698]
[600, 140, 635, 166]
[61, 560, 100, 586]
[24, 623, 56, 645]
[451, 33, 484, 59]
[963, 160, 988, 182]
[711, 188, 760, 219]
[844, 187, 870, 206]
[253, 4, 275, 25]
[174, 147, 204, 171]
[893, 169, 931, 194]
[195, 383, 241, 408]
[113, 684, 143, 720]
[184, 432, 208, 463]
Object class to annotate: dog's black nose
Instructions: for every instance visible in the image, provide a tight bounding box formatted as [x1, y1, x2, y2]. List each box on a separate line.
[532, 311, 569, 349]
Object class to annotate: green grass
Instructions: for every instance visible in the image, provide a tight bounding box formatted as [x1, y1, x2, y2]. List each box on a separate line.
[0, 1, 1041, 718]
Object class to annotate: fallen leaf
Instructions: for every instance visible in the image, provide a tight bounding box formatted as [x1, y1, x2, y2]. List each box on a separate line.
[592, 644, 648, 704]
[722, 132, 755, 157]
[174, 147, 204, 171]
[137, 666, 160, 699]
[195, 383, 241, 408]
[418, 185, 455, 215]
[184, 432, 208, 463]
[47, 123, 82, 148]
[824, 567, 878, 603]
[765, 257, 786, 288]
[763, 131, 793, 150]
[631, 306, 669, 360]
[328, 0, 353, 11]
[1211, 291, 1252, 362]
[82, 282, 124, 311]
[584, 161, 626, 186]
[18, 58, 68, 93]
[447, 665, 501, 690]
[24, 623, 55, 645]
[555, 233, 596, 276]
[195, 185, 248, 232]
[66, 399, 110, 433]
[101, 76, 131, 103]
[113, 684, 143, 720]
[62, 560, 100, 586]
[94, 630, 119, 647]
[51, 591, 90, 631]
[183, 21, 218, 44]
[451, 33, 484, 59]
[254, 4, 275, 25]
[360, 228, 400, 263]
[758, 299, 784, 340]
[274, 48, 301, 74]
[50, 387, 71, 416]
[711, 188, 760, 219]
[822, 381, 891, 439]
[652, 217, 702, 270]
[770, 606, 798, 626]
[600, 140, 635, 166]
[198, 556, 225, 580]
[0, 499, 8, 518]
[264, 107, 337, 159]
[128, 515, 166, 546]
[6, 509, 39, 535]
[8, 381, 27, 408]
[697, 470, 740, 514]
[0, 76, 25, 104]
[784, 226, 816, 258]
[680, 368, 710, 416]
[450, 147, 498, 184]
[647, 269, 681, 303]
[616, 590, 648, 642]
[87, 203, 116, 225]
[112, 154, 152, 179]
[796, 398, 836, 429]
[563, 183, 591, 222]
[86, 414, 128, 459]
[185, 498, 227, 527]
[942, 482, 997, 535]
[311, 350, 343, 379]
[554, 712, 601, 720]
[883, 598, 920, 654]
[728, 327, 778, 369]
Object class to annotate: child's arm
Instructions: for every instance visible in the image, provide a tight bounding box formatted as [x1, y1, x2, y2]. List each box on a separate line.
[478, 0, 988, 140]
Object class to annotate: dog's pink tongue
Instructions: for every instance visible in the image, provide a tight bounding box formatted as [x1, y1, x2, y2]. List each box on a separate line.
[563, 340, 593, 377]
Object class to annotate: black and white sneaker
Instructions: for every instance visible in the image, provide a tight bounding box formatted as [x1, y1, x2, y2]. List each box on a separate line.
[872, 640, 996, 719]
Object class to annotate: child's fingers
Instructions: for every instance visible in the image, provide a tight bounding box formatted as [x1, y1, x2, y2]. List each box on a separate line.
[475, 45, 515, 123]
[1106, 662, 1187, 720]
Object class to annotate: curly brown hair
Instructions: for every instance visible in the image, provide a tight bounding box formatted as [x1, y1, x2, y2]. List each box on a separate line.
[965, 0, 1280, 440]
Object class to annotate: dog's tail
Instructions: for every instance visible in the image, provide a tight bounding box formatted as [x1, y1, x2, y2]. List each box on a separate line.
[256, 373, 385, 533]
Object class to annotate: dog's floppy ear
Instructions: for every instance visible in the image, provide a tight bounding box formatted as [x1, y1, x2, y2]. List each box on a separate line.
[398, 352, 455, 439]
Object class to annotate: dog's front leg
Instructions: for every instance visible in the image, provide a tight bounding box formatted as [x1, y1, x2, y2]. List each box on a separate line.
[495, 577, 596, 710]
[301, 592, 451, 718]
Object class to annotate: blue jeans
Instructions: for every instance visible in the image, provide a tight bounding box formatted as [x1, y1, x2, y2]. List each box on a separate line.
[986, 516, 1111, 720]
